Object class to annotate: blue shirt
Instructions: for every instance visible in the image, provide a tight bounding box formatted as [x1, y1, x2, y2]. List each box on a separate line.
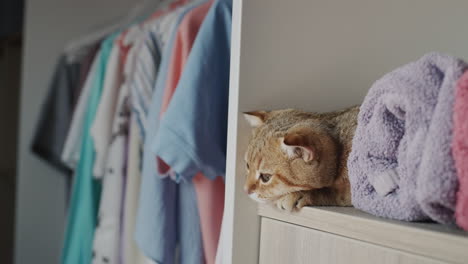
[151, 0, 232, 182]
[135, 2, 208, 263]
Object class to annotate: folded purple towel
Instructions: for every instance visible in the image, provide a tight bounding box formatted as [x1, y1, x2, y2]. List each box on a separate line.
[348, 53, 467, 224]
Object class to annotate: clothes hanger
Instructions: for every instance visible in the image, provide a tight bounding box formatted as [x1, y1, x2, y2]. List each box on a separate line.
[64, 0, 166, 55]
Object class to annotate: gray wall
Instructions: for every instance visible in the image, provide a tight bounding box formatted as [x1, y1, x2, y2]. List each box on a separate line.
[15, 1, 139, 263]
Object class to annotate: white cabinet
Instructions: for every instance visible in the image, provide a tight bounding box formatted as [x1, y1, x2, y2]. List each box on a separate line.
[259, 218, 446, 264]
[258, 206, 468, 264]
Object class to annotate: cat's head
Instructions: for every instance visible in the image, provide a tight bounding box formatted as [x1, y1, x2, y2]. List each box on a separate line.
[242, 109, 338, 203]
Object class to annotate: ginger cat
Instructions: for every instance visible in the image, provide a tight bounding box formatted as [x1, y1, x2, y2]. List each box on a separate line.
[243, 106, 359, 211]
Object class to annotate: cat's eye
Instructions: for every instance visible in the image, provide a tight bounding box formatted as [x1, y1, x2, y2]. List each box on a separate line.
[246, 163, 250, 170]
[259, 173, 272, 183]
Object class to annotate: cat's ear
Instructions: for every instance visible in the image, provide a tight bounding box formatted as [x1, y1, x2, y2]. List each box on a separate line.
[280, 132, 315, 162]
[243, 111, 268, 128]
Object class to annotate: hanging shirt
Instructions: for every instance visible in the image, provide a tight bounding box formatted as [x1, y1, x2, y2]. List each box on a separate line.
[151, 0, 232, 182]
[101, 0, 191, 264]
[152, 2, 225, 263]
[130, 11, 180, 139]
[150, 1, 232, 262]
[92, 74, 131, 264]
[87, 2, 190, 264]
[123, 116, 152, 264]
[117, 27, 156, 264]
[32, 44, 98, 175]
[159, 0, 212, 116]
[116, 27, 157, 264]
[90, 40, 123, 179]
[61, 51, 101, 169]
[91, 30, 133, 264]
[135, 1, 208, 264]
[192, 174, 224, 264]
[61, 33, 119, 264]
[92, 23, 159, 264]
[155, 0, 212, 181]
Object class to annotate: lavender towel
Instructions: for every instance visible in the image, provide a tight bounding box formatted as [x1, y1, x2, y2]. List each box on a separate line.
[348, 52, 467, 224]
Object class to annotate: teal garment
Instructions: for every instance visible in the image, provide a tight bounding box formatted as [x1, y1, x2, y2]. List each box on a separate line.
[61, 34, 119, 264]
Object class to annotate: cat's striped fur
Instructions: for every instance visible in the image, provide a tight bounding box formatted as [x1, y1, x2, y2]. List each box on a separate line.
[243, 106, 359, 211]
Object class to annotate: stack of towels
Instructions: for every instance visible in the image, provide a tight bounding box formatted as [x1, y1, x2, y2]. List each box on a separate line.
[348, 52, 468, 229]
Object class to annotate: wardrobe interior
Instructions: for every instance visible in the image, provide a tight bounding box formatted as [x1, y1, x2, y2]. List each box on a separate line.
[11, 0, 468, 264]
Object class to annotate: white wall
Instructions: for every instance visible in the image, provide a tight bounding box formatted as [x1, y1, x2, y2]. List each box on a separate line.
[16, 1, 139, 263]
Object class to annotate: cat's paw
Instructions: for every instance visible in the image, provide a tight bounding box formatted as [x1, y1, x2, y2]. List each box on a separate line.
[295, 194, 312, 209]
[275, 192, 306, 212]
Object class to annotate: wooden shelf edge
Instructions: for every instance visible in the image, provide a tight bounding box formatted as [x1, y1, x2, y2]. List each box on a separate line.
[258, 205, 468, 264]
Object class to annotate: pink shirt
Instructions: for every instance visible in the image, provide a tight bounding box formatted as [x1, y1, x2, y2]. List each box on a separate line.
[156, 1, 224, 263]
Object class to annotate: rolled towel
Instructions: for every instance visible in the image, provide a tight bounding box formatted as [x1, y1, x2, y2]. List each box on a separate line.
[453, 71, 468, 230]
[348, 52, 467, 224]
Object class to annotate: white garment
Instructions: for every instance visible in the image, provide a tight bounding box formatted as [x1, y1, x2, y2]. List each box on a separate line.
[118, 28, 155, 264]
[91, 43, 122, 178]
[122, 116, 151, 264]
[61, 50, 101, 169]
[92, 79, 130, 264]
[92, 29, 154, 264]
